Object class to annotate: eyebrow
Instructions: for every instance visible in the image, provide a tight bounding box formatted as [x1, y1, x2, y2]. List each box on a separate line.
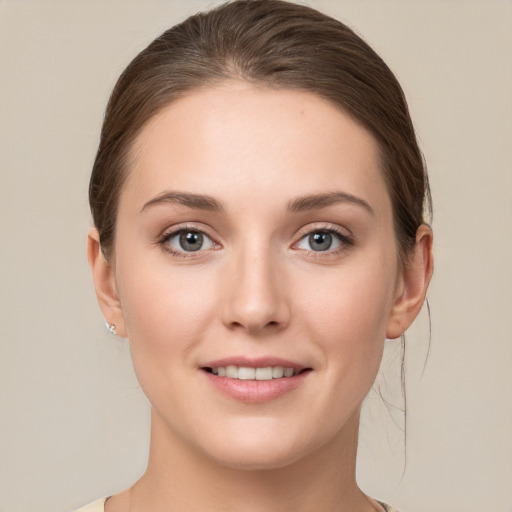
[140, 190, 373, 215]
[286, 192, 374, 215]
[141, 191, 224, 213]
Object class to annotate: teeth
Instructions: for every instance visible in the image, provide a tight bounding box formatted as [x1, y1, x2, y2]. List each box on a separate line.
[284, 367, 294, 377]
[272, 366, 284, 378]
[255, 367, 273, 380]
[226, 365, 238, 378]
[209, 365, 300, 380]
[238, 367, 255, 380]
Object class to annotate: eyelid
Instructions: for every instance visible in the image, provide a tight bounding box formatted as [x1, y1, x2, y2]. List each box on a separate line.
[293, 223, 352, 242]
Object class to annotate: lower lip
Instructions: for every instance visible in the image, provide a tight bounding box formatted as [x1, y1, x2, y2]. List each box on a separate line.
[202, 370, 311, 404]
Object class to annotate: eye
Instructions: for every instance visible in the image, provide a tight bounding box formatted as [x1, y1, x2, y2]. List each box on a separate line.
[164, 229, 215, 253]
[295, 229, 349, 252]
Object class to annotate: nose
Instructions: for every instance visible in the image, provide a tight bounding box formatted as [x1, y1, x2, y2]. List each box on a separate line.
[220, 243, 290, 335]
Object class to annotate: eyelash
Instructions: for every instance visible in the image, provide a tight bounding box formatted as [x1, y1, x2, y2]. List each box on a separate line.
[293, 225, 354, 258]
[157, 224, 354, 259]
[158, 224, 218, 259]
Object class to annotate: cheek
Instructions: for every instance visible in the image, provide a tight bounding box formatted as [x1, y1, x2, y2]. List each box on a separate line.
[295, 251, 398, 378]
[116, 258, 217, 371]
[302, 260, 395, 331]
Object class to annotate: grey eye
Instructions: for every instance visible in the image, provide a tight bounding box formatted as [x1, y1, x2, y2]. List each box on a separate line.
[296, 231, 342, 252]
[168, 230, 214, 252]
[308, 232, 332, 251]
[180, 231, 203, 251]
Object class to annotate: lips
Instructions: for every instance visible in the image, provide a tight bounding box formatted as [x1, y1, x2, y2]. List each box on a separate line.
[200, 357, 312, 403]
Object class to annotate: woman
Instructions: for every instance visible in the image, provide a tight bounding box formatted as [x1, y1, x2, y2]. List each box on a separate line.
[82, 0, 433, 510]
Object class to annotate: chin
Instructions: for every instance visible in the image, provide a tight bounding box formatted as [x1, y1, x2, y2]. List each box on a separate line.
[209, 447, 305, 472]
[199, 428, 317, 472]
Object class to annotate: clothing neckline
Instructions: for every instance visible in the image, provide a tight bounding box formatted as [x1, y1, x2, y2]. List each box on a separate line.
[98, 496, 397, 511]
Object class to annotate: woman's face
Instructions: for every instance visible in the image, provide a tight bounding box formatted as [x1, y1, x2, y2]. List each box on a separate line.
[107, 81, 406, 469]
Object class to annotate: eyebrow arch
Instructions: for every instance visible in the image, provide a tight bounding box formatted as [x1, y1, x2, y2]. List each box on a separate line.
[141, 190, 373, 215]
[141, 191, 224, 213]
[287, 191, 374, 215]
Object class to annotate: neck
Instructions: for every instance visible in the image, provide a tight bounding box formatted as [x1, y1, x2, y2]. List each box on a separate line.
[123, 407, 377, 512]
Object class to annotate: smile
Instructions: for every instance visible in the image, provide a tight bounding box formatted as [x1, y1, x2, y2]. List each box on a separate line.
[205, 365, 302, 380]
[201, 358, 312, 403]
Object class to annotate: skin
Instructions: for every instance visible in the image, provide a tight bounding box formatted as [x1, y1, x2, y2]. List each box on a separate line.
[88, 81, 433, 512]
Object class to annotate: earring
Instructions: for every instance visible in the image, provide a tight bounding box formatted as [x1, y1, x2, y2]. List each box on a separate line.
[105, 321, 117, 336]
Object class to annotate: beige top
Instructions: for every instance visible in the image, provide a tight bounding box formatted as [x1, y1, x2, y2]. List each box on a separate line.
[73, 497, 401, 512]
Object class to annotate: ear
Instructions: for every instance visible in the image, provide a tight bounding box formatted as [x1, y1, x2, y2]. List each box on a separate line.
[87, 228, 127, 338]
[386, 224, 434, 339]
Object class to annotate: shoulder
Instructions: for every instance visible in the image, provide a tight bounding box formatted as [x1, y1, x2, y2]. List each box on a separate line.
[70, 498, 107, 512]
[376, 501, 402, 512]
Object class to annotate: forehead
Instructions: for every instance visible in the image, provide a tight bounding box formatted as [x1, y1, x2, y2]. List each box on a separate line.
[122, 81, 390, 217]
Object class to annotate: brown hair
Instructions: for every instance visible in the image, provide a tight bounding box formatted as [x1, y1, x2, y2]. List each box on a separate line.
[90, 0, 431, 263]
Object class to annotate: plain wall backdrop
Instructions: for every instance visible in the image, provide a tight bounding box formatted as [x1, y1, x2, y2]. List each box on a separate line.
[0, 1, 511, 511]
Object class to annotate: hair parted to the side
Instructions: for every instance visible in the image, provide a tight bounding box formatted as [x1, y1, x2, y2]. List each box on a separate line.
[89, 0, 431, 263]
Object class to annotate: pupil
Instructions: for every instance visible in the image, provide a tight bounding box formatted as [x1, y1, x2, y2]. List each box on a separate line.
[309, 232, 332, 251]
[180, 231, 203, 251]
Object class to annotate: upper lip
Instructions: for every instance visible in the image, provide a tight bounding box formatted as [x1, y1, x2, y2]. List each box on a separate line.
[202, 356, 310, 371]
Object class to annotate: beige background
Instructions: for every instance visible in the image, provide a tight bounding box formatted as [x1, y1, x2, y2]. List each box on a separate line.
[1, 1, 511, 511]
